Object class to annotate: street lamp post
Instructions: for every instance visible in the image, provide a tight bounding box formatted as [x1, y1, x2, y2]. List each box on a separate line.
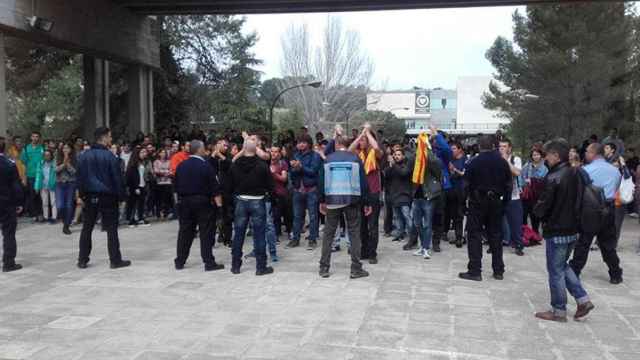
[269, 80, 322, 144]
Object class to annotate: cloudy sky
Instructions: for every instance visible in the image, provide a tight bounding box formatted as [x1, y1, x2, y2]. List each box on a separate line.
[244, 6, 523, 91]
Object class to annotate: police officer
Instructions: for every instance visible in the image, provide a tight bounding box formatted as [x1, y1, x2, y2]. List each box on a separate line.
[76, 127, 131, 269]
[459, 135, 512, 281]
[174, 140, 224, 271]
[0, 137, 24, 272]
[570, 143, 623, 284]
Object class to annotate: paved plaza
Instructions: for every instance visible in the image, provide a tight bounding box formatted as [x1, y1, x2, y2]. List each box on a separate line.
[0, 218, 639, 360]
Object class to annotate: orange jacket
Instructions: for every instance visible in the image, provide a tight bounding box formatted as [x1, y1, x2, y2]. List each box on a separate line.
[170, 151, 190, 176]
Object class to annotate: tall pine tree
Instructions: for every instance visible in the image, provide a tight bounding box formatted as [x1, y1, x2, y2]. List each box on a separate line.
[484, 2, 633, 148]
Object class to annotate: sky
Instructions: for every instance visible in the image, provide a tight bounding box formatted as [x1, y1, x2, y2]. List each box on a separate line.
[244, 6, 523, 91]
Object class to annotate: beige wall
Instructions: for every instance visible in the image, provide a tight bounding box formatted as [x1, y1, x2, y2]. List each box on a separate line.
[0, 0, 159, 67]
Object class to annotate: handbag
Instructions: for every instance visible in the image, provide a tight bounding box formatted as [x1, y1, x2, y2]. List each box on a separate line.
[620, 174, 635, 204]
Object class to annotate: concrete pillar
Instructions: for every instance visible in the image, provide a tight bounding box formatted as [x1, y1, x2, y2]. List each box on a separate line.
[127, 65, 154, 136]
[0, 33, 7, 137]
[82, 56, 110, 141]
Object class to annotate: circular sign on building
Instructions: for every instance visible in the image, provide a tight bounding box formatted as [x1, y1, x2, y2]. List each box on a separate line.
[415, 91, 431, 114]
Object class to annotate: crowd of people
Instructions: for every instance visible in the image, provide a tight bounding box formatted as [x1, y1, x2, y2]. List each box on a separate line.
[0, 123, 638, 322]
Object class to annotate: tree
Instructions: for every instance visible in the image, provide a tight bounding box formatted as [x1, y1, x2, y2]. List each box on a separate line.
[280, 16, 374, 133]
[350, 110, 406, 144]
[160, 15, 263, 131]
[483, 2, 633, 148]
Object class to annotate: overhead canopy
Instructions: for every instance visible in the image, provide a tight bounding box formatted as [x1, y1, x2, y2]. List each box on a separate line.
[113, 0, 555, 14]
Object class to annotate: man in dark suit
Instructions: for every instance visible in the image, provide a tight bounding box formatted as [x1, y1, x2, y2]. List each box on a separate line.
[0, 137, 24, 272]
[76, 127, 131, 269]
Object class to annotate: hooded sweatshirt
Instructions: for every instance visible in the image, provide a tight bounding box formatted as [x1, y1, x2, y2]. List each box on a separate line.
[227, 155, 274, 197]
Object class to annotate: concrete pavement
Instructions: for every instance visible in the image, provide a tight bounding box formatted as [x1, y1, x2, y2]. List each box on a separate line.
[0, 217, 639, 360]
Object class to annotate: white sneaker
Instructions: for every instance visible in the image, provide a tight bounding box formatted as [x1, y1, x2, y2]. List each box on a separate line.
[423, 249, 431, 259]
[413, 248, 425, 257]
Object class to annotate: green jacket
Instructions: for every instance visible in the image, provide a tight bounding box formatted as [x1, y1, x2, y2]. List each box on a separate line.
[413, 149, 443, 201]
[20, 144, 44, 179]
[35, 160, 57, 191]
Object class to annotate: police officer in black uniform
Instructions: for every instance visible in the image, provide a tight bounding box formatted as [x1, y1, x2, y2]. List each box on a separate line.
[459, 135, 512, 281]
[174, 140, 224, 271]
[0, 137, 24, 272]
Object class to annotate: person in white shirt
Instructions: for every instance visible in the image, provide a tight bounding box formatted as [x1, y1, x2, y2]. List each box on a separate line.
[499, 139, 525, 256]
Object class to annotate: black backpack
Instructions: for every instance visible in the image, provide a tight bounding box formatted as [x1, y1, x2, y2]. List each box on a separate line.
[575, 167, 609, 234]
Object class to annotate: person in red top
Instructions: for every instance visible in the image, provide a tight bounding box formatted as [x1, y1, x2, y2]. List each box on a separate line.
[348, 123, 383, 264]
[270, 146, 291, 239]
[169, 142, 191, 177]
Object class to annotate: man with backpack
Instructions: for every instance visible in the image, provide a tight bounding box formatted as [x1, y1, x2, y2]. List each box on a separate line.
[533, 139, 594, 322]
[570, 143, 623, 284]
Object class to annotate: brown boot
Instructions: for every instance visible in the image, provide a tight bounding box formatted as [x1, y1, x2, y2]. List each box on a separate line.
[574, 301, 595, 321]
[535, 311, 567, 323]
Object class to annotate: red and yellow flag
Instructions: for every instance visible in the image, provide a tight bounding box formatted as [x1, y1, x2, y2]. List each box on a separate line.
[412, 132, 431, 185]
[359, 148, 378, 175]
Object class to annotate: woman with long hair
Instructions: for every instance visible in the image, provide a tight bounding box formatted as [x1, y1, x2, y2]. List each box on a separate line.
[521, 144, 548, 235]
[126, 148, 151, 227]
[55, 143, 77, 235]
[153, 149, 173, 220]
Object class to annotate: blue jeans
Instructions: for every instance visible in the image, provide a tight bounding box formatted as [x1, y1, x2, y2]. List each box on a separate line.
[265, 201, 277, 257]
[232, 197, 267, 271]
[393, 205, 412, 238]
[292, 190, 319, 242]
[505, 199, 524, 249]
[412, 198, 433, 250]
[545, 239, 589, 316]
[55, 182, 76, 226]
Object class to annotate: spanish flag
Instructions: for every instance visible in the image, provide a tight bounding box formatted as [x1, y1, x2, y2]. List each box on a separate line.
[359, 148, 378, 175]
[412, 132, 431, 185]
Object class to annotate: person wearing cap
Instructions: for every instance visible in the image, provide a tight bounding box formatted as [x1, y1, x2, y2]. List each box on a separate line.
[288, 134, 323, 249]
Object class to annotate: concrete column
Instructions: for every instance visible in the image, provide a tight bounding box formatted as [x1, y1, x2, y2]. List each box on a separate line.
[0, 33, 7, 137]
[127, 65, 154, 136]
[82, 56, 110, 141]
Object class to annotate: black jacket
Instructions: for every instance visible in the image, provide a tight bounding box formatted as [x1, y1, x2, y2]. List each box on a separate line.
[384, 159, 413, 207]
[464, 150, 512, 205]
[226, 156, 273, 197]
[0, 155, 23, 211]
[533, 162, 580, 237]
[77, 144, 125, 199]
[175, 156, 220, 197]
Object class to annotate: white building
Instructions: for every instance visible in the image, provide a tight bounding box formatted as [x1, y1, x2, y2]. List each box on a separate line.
[366, 76, 504, 135]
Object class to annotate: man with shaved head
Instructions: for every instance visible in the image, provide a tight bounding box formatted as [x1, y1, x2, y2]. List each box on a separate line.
[226, 136, 275, 276]
[570, 142, 623, 284]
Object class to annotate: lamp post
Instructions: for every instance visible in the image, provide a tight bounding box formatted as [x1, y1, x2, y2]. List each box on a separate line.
[269, 80, 322, 144]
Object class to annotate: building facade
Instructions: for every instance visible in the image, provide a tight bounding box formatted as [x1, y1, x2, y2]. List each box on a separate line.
[366, 76, 505, 135]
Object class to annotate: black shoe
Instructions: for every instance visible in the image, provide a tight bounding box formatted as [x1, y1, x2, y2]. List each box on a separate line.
[392, 237, 402, 242]
[256, 266, 274, 276]
[458, 272, 482, 281]
[455, 239, 463, 248]
[175, 263, 184, 270]
[77, 261, 89, 269]
[493, 273, 504, 280]
[286, 240, 299, 248]
[383, 232, 393, 238]
[515, 248, 525, 256]
[350, 269, 369, 279]
[62, 226, 72, 235]
[110, 260, 132, 269]
[2, 263, 22, 272]
[368, 257, 378, 265]
[403, 242, 417, 251]
[486, 247, 492, 254]
[307, 241, 317, 250]
[205, 263, 225, 272]
[610, 277, 623, 285]
[433, 244, 441, 253]
[319, 268, 330, 278]
[231, 267, 241, 274]
[331, 245, 341, 252]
